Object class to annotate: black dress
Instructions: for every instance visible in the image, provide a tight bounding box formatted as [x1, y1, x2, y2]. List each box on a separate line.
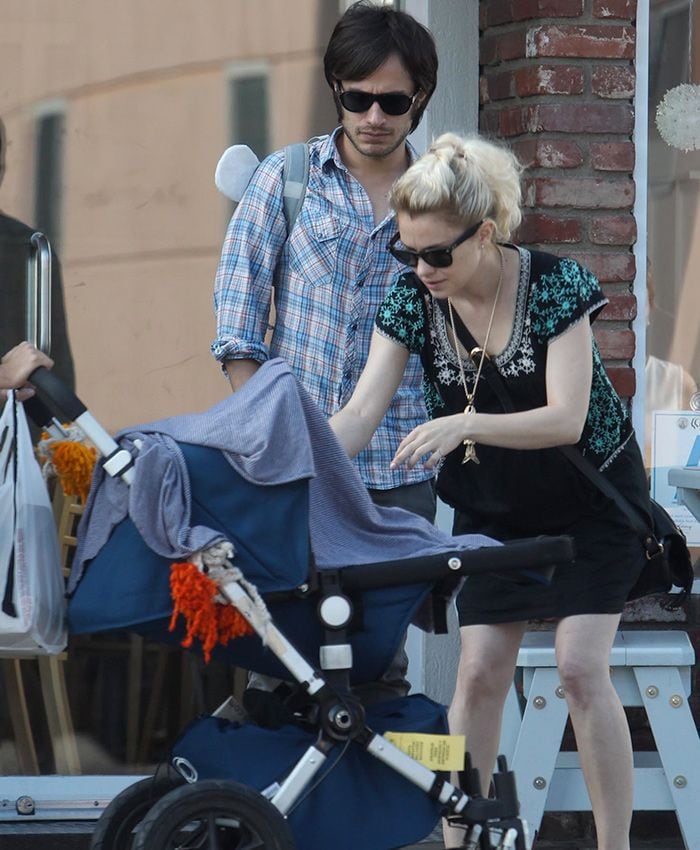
[375, 246, 649, 624]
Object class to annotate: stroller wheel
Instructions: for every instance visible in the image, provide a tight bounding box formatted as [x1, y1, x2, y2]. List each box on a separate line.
[132, 779, 295, 850]
[90, 773, 185, 850]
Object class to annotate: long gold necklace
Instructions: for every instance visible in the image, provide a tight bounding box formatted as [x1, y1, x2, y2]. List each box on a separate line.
[446, 245, 504, 465]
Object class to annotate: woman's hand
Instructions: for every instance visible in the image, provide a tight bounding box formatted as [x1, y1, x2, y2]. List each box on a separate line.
[391, 412, 472, 469]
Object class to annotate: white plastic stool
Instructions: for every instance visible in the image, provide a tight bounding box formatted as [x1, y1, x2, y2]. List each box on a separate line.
[500, 630, 700, 849]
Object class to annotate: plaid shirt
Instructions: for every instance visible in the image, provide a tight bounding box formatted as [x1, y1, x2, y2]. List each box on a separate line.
[212, 129, 431, 490]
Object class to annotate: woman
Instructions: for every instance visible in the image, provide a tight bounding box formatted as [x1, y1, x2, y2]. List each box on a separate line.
[0, 340, 53, 401]
[330, 133, 649, 850]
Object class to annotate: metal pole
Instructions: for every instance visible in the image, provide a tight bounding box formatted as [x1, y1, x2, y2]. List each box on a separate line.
[25, 231, 52, 355]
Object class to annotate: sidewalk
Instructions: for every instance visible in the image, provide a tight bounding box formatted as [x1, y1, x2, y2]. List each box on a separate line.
[402, 812, 688, 850]
[0, 811, 687, 850]
[0, 825, 687, 850]
[402, 814, 686, 849]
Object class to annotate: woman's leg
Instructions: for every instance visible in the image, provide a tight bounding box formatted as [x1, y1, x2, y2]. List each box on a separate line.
[443, 621, 527, 847]
[555, 614, 632, 850]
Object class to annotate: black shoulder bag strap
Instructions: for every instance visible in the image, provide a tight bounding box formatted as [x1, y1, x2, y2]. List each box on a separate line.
[557, 445, 659, 555]
[436, 296, 660, 555]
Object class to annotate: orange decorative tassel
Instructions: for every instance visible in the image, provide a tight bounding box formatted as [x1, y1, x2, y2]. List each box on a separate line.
[49, 440, 97, 503]
[38, 430, 97, 504]
[169, 562, 253, 663]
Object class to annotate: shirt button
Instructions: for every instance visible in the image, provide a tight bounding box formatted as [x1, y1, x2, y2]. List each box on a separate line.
[357, 280, 364, 288]
[350, 322, 358, 332]
[344, 370, 352, 381]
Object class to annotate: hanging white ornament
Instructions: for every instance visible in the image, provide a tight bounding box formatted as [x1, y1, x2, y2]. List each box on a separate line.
[655, 83, 700, 152]
[655, 1, 700, 152]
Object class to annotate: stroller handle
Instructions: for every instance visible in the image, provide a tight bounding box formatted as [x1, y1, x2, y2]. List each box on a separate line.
[28, 366, 131, 477]
[29, 366, 87, 422]
[339, 534, 575, 591]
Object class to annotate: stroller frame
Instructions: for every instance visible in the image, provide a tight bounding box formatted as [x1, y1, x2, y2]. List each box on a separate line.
[211, 556, 528, 850]
[27, 365, 574, 850]
[168, 539, 570, 850]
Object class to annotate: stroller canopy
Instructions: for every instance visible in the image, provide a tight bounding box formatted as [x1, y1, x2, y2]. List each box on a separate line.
[68, 359, 494, 681]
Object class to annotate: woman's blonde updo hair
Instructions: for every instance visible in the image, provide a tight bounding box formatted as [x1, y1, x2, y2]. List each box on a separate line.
[389, 133, 523, 242]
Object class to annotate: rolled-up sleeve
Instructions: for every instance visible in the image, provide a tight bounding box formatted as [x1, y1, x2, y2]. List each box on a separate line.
[211, 151, 288, 364]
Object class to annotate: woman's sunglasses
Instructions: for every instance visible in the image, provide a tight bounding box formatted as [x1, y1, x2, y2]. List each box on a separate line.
[388, 221, 483, 268]
[337, 86, 418, 116]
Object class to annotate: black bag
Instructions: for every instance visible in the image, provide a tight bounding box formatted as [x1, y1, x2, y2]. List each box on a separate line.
[559, 446, 694, 607]
[626, 498, 694, 604]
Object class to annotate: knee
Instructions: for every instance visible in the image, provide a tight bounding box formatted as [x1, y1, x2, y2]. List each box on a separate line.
[556, 655, 609, 707]
[454, 655, 512, 707]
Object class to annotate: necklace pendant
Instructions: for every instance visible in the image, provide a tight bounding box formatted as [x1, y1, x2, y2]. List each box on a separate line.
[462, 440, 479, 465]
[462, 403, 478, 463]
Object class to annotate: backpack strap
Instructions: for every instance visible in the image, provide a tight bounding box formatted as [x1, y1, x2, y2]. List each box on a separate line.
[281, 142, 310, 234]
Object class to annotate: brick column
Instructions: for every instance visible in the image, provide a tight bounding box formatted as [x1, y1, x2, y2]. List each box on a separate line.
[479, 0, 638, 399]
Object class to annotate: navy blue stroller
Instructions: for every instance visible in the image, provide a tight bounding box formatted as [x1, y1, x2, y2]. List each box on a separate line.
[29, 360, 573, 850]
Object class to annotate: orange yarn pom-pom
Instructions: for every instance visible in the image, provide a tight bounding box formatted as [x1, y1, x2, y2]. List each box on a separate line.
[38, 431, 97, 504]
[49, 440, 97, 503]
[169, 562, 253, 663]
[217, 603, 255, 647]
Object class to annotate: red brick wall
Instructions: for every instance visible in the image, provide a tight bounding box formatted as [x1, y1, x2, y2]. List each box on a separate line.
[479, 0, 638, 399]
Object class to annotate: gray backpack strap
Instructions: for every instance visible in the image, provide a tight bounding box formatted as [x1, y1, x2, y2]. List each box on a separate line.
[282, 142, 310, 234]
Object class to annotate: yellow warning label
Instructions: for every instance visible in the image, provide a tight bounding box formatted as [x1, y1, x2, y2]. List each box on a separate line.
[383, 732, 465, 771]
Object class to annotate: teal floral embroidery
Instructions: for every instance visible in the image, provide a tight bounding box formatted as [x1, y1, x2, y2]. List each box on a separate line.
[376, 275, 447, 419]
[376, 275, 425, 353]
[530, 258, 601, 343]
[527, 256, 628, 465]
[582, 346, 628, 459]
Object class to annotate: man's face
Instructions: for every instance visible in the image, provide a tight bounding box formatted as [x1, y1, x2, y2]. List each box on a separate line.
[337, 54, 422, 160]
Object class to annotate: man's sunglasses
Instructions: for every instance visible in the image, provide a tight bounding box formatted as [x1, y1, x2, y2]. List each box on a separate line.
[337, 86, 418, 116]
[388, 221, 483, 268]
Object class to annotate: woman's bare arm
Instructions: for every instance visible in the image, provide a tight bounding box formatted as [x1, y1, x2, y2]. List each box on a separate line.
[330, 331, 410, 458]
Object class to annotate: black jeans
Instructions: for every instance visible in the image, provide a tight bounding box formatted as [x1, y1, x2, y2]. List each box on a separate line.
[248, 478, 437, 704]
[367, 478, 437, 523]
[357, 478, 437, 702]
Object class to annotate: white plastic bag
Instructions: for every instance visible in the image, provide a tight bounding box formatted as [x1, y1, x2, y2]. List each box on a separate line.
[0, 392, 67, 654]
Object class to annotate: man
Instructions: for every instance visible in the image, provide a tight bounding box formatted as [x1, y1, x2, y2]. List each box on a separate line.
[212, 1, 438, 700]
[213, 0, 438, 523]
[0, 117, 75, 401]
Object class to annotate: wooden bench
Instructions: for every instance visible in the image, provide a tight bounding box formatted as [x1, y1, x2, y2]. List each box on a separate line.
[499, 629, 700, 850]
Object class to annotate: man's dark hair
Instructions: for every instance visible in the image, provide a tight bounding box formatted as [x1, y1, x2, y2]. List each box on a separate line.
[323, 1, 438, 132]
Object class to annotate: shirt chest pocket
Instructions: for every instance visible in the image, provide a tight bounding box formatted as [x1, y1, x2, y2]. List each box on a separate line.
[287, 215, 340, 290]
